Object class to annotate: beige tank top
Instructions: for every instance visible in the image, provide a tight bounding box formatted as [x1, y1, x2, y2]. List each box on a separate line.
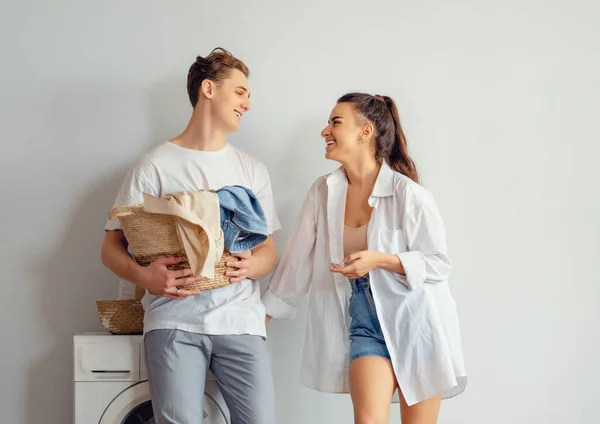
[343, 222, 368, 258]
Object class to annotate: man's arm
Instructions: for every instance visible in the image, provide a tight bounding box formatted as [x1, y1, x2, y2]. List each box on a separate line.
[248, 235, 277, 280]
[224, 235, 277, 282]
[101, 230, 201, 299]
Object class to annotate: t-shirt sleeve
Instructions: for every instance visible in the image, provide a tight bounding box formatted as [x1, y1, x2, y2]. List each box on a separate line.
[104, 169, 158, 231]
[254, 166, 281, 235]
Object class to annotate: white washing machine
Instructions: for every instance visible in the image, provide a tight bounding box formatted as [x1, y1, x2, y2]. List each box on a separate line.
[74, 333, 230, 423]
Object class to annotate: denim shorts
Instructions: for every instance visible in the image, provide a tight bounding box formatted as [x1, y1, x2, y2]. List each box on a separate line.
[348, 275, 392, 362]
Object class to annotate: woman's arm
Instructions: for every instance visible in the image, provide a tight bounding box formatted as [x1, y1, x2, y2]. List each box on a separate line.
[262, 183, 318, 320]
[395, 186, 452, 290]
[331, 185, 451, 289]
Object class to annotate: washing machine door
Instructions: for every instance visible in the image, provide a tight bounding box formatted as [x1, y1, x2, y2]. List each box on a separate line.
[99, 380, 228, 424]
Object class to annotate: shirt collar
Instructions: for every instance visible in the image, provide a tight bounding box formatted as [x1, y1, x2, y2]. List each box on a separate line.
[324, 166, 347, 186]
[325, 162, 394, 195]
[370, 162, 394, 198]
[324, 162, 395, 208]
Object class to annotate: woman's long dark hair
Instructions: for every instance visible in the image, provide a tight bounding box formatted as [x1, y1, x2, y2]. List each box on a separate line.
[337, 93, 418, 183]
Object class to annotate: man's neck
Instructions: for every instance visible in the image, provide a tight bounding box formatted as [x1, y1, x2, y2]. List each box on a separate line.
[171, 107, 227, 151]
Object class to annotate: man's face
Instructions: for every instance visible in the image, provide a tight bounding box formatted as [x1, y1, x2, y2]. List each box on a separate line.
[210, 68, 251, 133]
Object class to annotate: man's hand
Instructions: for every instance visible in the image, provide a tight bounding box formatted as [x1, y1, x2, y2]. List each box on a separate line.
[225, 251, 252, 283]
[138, 257, 202, 299]
[101, 230, 202, 300]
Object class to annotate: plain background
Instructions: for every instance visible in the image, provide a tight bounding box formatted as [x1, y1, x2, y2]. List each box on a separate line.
[1, 1, 599, 423]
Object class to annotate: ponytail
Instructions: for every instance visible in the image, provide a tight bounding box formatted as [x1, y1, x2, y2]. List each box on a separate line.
[381, 96, 419, 183]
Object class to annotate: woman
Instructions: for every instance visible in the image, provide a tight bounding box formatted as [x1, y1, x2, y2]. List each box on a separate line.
[263, 93, 467, 424]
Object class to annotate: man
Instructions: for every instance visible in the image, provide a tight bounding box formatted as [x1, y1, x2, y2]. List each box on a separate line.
[101, 47, 279, 424]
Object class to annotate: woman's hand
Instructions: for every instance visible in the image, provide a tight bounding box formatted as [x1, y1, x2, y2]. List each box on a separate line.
[330, 250, 383, 280]
[331, 250, 405, 279]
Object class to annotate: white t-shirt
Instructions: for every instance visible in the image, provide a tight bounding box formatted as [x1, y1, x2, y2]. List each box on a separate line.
[105, 141, 281, 337]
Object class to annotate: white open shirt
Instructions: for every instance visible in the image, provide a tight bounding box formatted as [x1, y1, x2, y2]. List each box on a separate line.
[263, 163, 467, 405]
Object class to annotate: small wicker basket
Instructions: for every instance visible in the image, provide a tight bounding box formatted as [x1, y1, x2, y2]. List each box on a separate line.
[109, 204, 235, 291]
[96, 300, 144, 335]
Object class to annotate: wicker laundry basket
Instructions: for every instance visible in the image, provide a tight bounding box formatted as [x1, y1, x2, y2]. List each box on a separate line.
[109, 204, 235, 291]
[96, 300, 144, 335]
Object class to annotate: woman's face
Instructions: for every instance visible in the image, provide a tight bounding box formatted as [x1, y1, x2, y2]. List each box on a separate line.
[321, 102, 370, 164]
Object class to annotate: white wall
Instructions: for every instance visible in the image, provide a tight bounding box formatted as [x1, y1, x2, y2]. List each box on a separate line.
[1, 1, 599, 423]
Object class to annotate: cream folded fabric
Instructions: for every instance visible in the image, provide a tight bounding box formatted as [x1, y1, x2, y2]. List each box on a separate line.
[142, 191, 224, 278]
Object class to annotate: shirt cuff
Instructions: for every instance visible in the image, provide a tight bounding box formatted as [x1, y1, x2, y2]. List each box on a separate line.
[397, 251, 426, 290]
[105, 219, 122, 231]
[262, 290, 296, 319]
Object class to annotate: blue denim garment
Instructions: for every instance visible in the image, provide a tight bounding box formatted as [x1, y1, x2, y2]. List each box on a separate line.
[216, 185, 269, 253]
[348, 275, 392, 362]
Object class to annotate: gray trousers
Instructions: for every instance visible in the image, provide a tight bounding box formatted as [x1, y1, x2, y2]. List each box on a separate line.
[144, 329, 276, 424]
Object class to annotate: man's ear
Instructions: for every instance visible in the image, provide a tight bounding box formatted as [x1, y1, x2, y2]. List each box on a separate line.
[200, 79, 215, 99]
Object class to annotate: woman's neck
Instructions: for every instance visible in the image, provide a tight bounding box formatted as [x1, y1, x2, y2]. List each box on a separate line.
[343, 158, 381, 190]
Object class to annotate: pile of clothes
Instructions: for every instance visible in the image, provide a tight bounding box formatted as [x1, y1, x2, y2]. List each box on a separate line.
[143, 185, 268, 278]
